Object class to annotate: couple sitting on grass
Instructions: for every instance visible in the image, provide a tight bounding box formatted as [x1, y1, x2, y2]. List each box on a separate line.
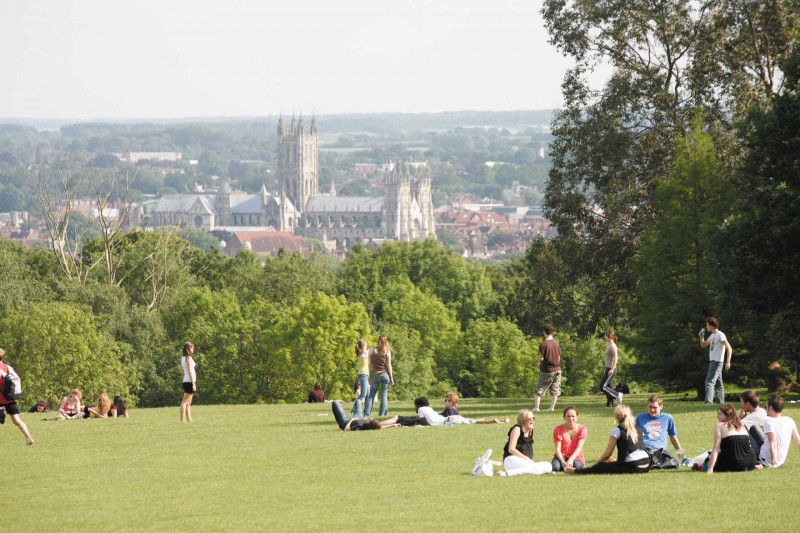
[332, 392, 509, 431]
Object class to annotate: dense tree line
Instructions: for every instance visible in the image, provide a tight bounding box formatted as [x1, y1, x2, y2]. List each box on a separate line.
[0, 235, 613, 409]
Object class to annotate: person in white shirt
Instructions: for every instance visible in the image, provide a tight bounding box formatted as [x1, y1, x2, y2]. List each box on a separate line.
[739, 389, 767, 452]
[380, 397, 508, 427]
[699, 317, 732, 404]
[755, 394, 800, 468]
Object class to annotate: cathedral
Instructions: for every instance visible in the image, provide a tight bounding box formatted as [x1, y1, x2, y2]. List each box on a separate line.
[151, 117, 436, 249]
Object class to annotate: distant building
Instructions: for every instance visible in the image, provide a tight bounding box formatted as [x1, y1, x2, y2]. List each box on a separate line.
[113, 152, 182, 164]
[212, 229, 310, 258]
[149, 117, 436, 250]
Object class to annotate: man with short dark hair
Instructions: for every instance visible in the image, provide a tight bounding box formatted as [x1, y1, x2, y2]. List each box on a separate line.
[740, 390, 767, 452]
[755, 394, 800, 468]
[534, 323, 561, 412]
[699, 317, 732, 404]
[635, 394, 684, 461]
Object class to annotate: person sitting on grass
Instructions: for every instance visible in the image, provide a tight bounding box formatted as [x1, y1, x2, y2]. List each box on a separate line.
[565, 404, 649, 475]
[58, 389, 83, 420]
[705, 404, 758, 474]
[109, 396, 129, 418]
[739, 389, 767, 453]
[496, 409, 553, 476]
[308, 382, 325, 403]
[416, 397, 509, 426]
[753, 394, 800, 468]
[551, 406, 588, 472]
[635, 394, 684, 462]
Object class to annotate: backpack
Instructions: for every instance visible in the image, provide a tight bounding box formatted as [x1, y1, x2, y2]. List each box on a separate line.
[649, 449, 680, 470]
[0, 364, 22, 401]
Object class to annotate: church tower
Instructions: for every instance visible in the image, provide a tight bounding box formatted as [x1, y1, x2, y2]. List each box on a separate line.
[277, 115, 318, 213]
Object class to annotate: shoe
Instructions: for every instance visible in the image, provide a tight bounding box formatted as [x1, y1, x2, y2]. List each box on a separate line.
[547, 408, 555, 412]
[618, 392, 624, 404]
[532, 408, 540, 412]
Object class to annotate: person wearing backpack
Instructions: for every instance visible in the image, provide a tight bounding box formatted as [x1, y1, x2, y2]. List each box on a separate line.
[0, 347, 34, 445]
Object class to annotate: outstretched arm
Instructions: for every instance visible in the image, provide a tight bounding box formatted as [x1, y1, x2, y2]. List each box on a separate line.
[589, 435, 617, 467]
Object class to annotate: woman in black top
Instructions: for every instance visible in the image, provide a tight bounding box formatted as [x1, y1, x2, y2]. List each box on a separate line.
[706, 403, 758, 473]
[497, 409, 554, 475]
[566, 404, 649, 474]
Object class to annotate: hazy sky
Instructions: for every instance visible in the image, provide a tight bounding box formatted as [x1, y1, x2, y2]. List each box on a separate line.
[1, 0, 575, 119]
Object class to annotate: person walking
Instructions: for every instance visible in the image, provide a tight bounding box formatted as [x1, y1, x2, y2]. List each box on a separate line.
[600, 330, 623, 407]
[699, 317, 732, 404]
[534, 324, 561, 412]
[0, 347, 34, 445]
[180, 341, 197, 422]
[364, 335, 393, 417]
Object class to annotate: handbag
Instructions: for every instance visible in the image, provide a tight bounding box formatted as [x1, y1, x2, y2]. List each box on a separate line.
[472, 449, 502, 476]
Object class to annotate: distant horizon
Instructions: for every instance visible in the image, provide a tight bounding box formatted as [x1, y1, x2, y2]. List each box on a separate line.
[1, 2, 587, 121]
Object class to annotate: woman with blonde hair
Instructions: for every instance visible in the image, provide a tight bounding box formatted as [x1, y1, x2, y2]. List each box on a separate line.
[706, 403, 758, 474]
[566, 404, 649, 475]
[497, 409, 553, 476]
[86, 393, 112, 418]
[352, 339, 370, 415]
[180, 341, 196, 422]
[600, 330, 623, 407]
[364, 335, 393, 416]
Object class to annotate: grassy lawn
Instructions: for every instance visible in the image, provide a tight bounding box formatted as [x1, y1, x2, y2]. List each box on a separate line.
[7, 394, 800, 532]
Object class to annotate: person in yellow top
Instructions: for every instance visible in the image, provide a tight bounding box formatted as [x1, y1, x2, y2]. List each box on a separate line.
[352, 339, 370, 414]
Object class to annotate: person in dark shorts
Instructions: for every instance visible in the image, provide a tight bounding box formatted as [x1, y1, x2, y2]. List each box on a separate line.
[0, 347, 35, 445]
[180, 341, 197, 422]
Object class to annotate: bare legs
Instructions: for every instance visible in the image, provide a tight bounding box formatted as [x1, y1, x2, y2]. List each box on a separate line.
[180, 392, 194, 422]
[474, 417, 510, 424]
[10, 413, 34, 445]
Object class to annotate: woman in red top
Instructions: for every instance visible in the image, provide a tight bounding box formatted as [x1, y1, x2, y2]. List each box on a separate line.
[552, 406, 588, 471]
[0, 347, 34, 445]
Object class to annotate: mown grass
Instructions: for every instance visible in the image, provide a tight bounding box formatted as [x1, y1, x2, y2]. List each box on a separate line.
[6, 394, 800, 532]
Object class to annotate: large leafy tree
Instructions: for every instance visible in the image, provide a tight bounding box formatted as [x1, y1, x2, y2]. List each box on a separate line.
[629, 110, 734, 392]
[540, 0, 798, 335]
[717, 37, 800, 381]
[0, 302, 133, 408]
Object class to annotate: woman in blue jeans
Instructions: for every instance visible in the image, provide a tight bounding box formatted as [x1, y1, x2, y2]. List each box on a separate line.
[352, 339, 370, 414]
[364, 335, 393, 416]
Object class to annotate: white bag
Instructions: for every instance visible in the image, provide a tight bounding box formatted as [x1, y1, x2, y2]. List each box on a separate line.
[690, 451, 710, 468]
[472, 448, 502, 476]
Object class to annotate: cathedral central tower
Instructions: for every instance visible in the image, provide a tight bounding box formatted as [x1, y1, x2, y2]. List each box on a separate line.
[277, 115, 318, 211]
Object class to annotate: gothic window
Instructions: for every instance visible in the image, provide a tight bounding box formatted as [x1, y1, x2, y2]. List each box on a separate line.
[194, 215, 203, 227]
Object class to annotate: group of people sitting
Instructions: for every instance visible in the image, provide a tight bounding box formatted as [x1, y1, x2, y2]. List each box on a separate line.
[331, 388, 800, 476]
[56, 388, 129, 419]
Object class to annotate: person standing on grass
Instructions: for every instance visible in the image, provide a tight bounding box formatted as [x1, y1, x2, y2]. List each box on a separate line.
[705, 404, 758, 474]
[364, 335, 393, 417]
[497, 409, 553, 476]
[0, 347, 34, 445]
[180, 341, 197, 422]
[534, 324, 561, 412]
[699, 317, 732, 404]
[753, 394, 800, 468]
[635, 394, 684, 462]
[599, 330, 623, 407]
[565, 404, 649, 475]
[352, 339, 369, 415]
[551, 406, 588, 472]
[739, 390, 767, 453]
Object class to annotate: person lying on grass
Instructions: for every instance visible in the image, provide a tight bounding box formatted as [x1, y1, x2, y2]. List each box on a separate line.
[416, 396, 509, 426]
[565, 404, 650, 475]
[332, 399, 401, 430]
[496, 409, 553, 476]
